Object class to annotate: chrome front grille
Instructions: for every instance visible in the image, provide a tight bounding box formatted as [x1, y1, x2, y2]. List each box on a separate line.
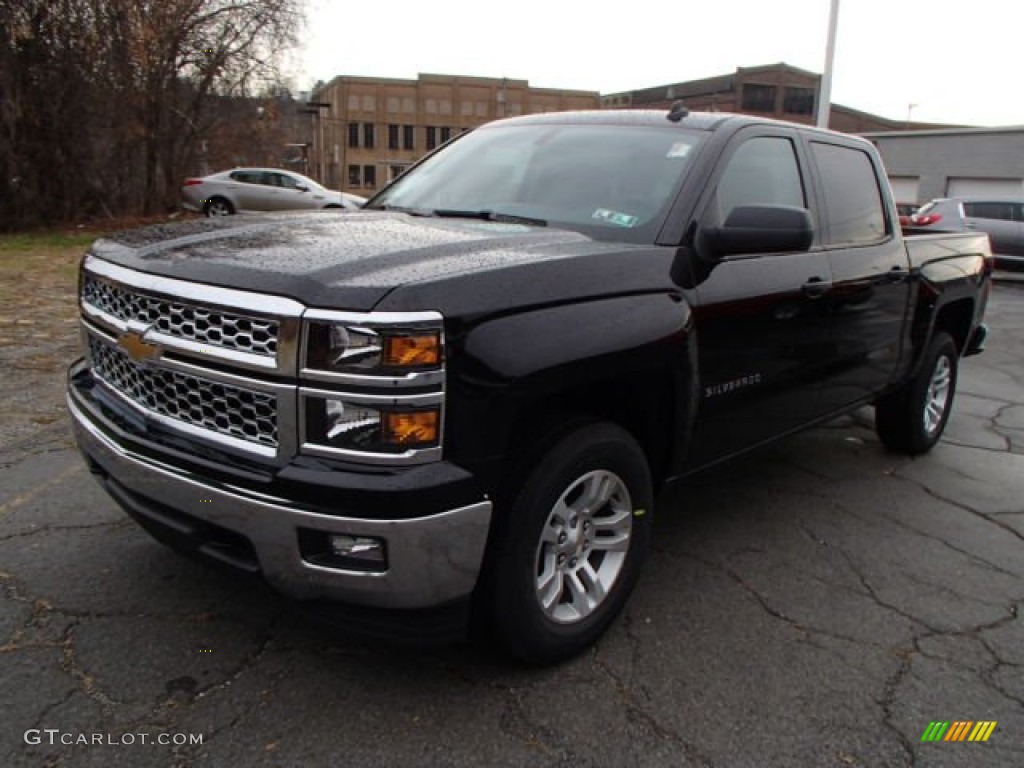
[83, 274, 279, 357]
[88, 336, 278, 449]
[78, 255, 443, 465]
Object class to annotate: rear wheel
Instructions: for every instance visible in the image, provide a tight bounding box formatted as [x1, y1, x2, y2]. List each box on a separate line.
[489, 422, 653, 664]
[204, 197, 234, 217]
[875, 331, 959, 455]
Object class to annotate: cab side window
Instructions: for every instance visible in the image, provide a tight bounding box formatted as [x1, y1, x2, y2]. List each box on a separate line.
[714, 137, 805, 223]
[963, 201, 1015, 221]
[274, 174, 300, 190]
[811, 142, 887, 245]
[230, 171, 262, 184]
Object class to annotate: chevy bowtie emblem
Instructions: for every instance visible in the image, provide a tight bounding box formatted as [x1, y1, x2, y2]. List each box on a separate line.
[117, 330, 161, 363]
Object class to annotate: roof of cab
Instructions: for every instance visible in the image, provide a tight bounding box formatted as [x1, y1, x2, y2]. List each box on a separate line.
[487, 109, 863, 143]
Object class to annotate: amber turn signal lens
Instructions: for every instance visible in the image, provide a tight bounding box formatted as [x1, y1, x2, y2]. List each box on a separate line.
[383, 410, 439, 445]
[383, 334, 440, 367]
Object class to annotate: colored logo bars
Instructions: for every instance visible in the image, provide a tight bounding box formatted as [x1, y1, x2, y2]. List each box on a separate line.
[921, 721, 997, 742]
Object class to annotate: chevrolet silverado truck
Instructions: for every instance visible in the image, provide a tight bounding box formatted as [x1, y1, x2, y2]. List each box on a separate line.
[68, 108, 991, 663]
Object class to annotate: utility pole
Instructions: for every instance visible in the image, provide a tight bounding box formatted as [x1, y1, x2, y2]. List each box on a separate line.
[817, 0, 840, 128]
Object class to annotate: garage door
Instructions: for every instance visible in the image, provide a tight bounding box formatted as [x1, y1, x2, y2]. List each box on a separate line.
[888, 176, 920, 205]
[946, 177, 1024, 197]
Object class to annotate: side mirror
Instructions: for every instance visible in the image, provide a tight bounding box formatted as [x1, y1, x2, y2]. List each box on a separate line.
[705, 205, 814, 257]
[295, 183, 308, 192]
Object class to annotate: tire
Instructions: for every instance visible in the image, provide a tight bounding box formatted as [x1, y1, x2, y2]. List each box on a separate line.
[204, 197, 234, 217]
[489, 422, 653, 665]
[875, 331, 959, 455]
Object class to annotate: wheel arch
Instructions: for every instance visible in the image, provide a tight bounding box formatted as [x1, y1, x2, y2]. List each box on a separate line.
[933, 297, 975, 355]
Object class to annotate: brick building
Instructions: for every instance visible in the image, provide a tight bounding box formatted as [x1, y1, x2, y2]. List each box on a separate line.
[600, 63, 954, 134]
[308, 74, 600, 194]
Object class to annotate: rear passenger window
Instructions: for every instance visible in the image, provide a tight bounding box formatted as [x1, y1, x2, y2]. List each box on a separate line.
[230, 171, 263, 185]
[811, 142, 887, 245]
[715, 137, 805, 222]
[963, 202, 1015, 221]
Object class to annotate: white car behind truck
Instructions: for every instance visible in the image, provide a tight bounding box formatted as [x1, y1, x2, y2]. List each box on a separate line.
[181, 168, 365, 217]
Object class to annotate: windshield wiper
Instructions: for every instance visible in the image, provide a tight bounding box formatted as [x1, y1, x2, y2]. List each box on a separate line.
[366, 203, 419, 213]
[431, 209, 548, 227]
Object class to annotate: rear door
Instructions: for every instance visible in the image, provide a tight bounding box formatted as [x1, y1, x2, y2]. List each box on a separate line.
[686, 127, 835, 466]
[962, 201, 1024, 257]
[806, 138, 912, 410]
[228, 170, 273, 211]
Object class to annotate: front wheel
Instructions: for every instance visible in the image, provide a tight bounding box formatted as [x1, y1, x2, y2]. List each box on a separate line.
[875, 331, 959, 455]
[489, 422, 653, 664]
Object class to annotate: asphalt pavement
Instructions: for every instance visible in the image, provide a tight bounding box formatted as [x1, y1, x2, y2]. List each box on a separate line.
[1, 284, 1022, 768]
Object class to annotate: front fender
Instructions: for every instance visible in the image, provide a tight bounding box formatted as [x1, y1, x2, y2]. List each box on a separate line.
[445, 292, 696, 479]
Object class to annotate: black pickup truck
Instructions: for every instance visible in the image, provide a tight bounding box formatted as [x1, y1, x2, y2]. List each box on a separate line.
[68, 109, 991, 663]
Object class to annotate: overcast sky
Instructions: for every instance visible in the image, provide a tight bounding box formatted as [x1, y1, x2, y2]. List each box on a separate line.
[293, 0, 1021, 127]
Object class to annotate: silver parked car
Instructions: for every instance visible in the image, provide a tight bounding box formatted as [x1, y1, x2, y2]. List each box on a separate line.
[181, 168, 366, 217]
[911, 197, 1024, 269]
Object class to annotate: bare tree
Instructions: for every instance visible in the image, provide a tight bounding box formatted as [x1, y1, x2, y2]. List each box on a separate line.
[0, 0, 303, 229]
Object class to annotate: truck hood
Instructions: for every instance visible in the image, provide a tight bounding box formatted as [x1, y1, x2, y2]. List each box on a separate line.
[90, 211, 670, 314]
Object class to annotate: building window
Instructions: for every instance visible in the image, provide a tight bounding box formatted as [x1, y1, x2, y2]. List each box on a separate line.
[348, 165, 360, 187]
[425, 99, 437, 114]
[460, 101, 473, 117]
[783, 87, 815, 115]
[347, 122, 359, 148]
[475, 102, 487, 117]
[388, 124, 399, 150]
[402, 97, 415, 114]
[363, 123, 375, 149]
[507, 103, 522, 116]
[386, 97, 400, 113]
[741, 84, 777, 112]
[362, 95, 376, 111]
[440, 99, 452, 115]
[440, 126, 452, 143]
[403, 124, 415, 150]
[363, 165, 376, 187]
[347, 94, 360, 111]
[390, 165, 406, 182]
[425, 126, 437, 150]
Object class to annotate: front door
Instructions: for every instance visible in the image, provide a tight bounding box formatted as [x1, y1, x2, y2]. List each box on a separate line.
[685, 129, 835, 468]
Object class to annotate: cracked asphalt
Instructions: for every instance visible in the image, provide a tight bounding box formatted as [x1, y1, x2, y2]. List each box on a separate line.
[2, 284, 1022, 768]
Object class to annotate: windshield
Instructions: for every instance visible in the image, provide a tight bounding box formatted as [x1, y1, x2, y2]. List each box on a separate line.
[367, 122, 706, 243]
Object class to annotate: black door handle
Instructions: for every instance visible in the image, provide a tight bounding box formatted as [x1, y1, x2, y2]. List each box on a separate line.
[801, 277, 832, 298]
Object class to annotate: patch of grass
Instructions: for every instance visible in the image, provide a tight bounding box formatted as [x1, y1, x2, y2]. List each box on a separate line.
[0, 231, 101, 252]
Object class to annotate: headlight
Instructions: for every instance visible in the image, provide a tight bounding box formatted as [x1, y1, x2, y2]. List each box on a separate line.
[303, 396, 441, 455]
[300, 310, 445, 464]
[304, 321, 441, 375]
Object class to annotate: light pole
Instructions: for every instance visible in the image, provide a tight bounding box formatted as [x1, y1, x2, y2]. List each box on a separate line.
[906, 103, 918, 128]
[817, 0, 840, 129]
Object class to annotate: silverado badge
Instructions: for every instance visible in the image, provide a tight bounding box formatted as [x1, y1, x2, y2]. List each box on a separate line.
[117, 330, 161, 363]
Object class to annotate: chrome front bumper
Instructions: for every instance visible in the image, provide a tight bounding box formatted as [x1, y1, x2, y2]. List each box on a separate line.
[69, 394, 493, 610]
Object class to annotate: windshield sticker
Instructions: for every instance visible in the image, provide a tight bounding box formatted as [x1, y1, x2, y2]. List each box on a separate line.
[667, 142, 692, 158]
[592, 208, 639, 228]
